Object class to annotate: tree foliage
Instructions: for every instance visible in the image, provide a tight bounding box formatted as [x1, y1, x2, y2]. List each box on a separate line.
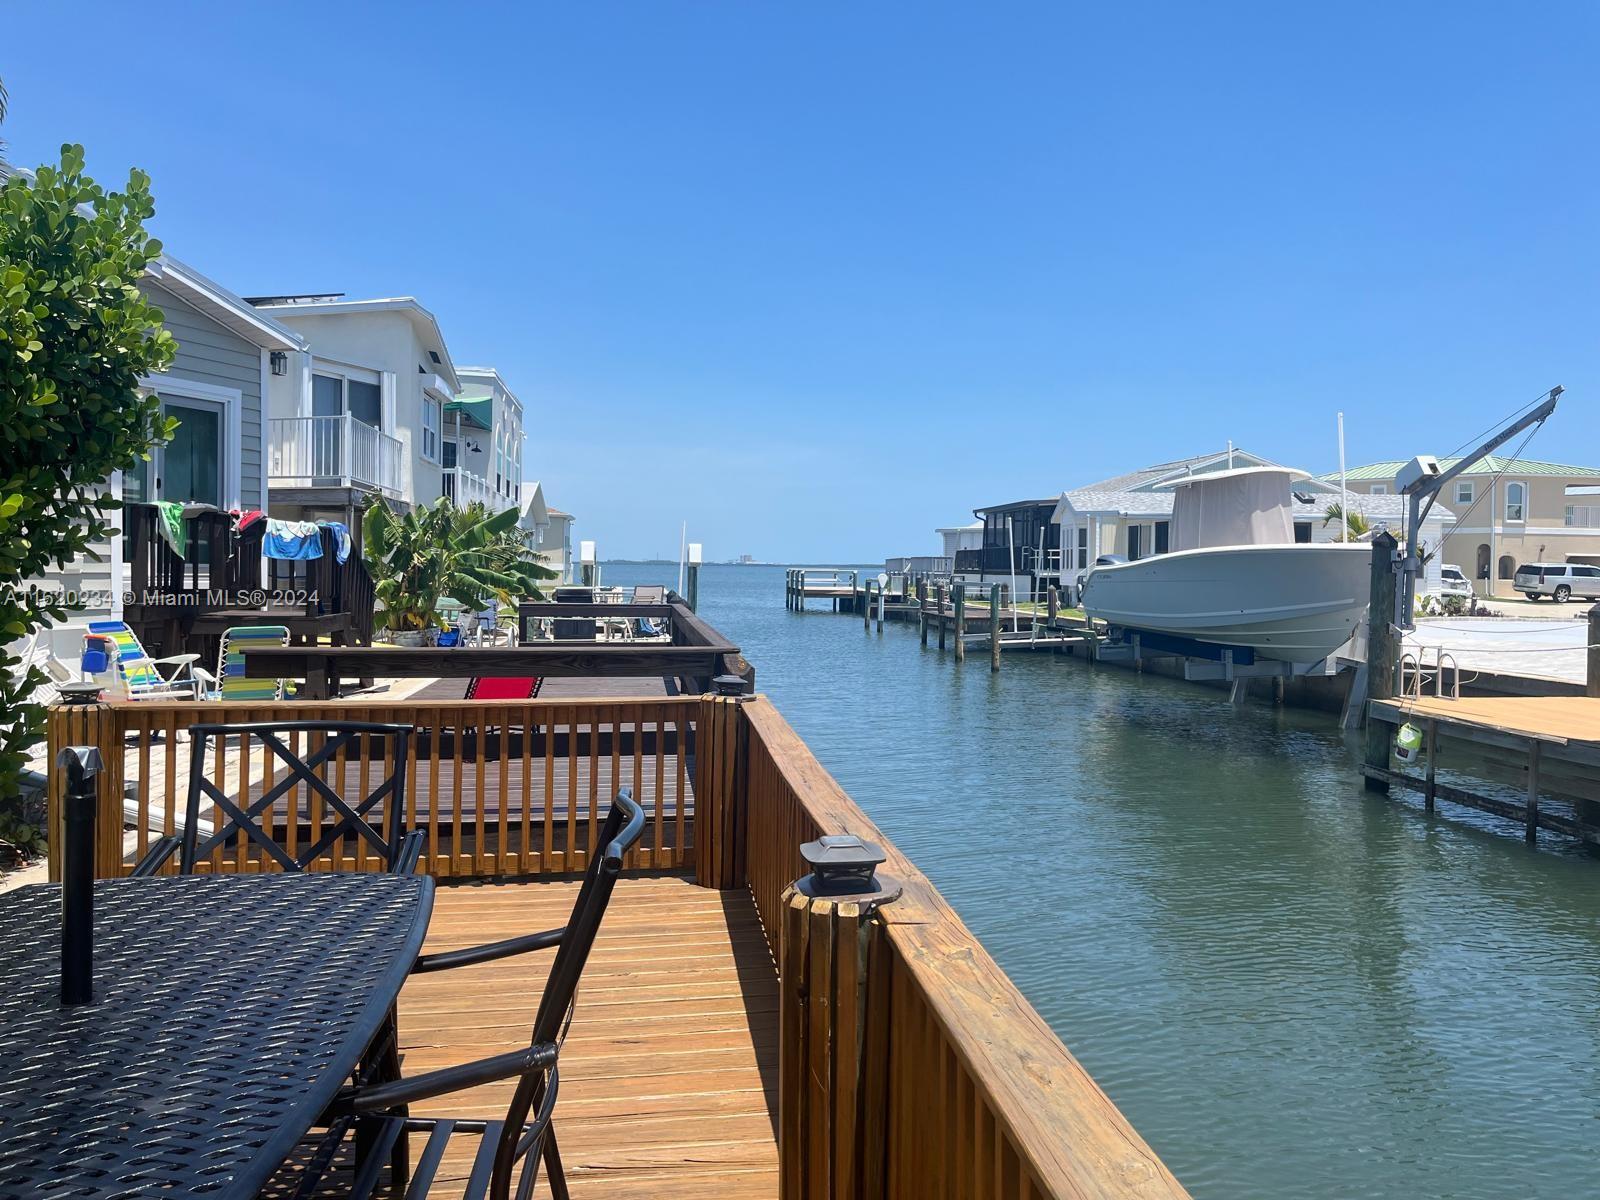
[364, 498, 557, 632]
[0, 144, 176, 843]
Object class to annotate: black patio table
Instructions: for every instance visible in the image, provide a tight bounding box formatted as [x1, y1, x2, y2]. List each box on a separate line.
[0, 871, 434, 1200]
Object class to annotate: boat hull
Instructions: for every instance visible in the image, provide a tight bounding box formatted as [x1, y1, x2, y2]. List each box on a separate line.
[1080, 544, 1373, 662]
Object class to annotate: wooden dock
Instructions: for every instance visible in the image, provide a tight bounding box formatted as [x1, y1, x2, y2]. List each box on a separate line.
[1366, 694, 1600, 843]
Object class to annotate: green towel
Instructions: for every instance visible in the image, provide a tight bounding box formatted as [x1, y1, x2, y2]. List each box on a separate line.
[155, 501, 187, 559]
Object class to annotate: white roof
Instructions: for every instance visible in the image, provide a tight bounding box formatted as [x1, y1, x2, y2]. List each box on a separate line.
[253, 296, 460, 391]
[1155, 464, 1312, 489]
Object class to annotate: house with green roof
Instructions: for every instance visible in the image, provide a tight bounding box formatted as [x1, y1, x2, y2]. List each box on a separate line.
[1327, 456, 1600, 596]
[447, 367, 524, 515]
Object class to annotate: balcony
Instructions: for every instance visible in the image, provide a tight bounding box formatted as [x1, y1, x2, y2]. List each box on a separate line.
[443, 466, 515, 512]
[269, 415, 403, 498]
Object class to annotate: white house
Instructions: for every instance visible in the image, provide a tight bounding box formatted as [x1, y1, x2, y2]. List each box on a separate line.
[936, 521, 983, 560]
[250, 294, 461, 527]
[444, 367, 523, 514]
[1052, 448, 1455, 596]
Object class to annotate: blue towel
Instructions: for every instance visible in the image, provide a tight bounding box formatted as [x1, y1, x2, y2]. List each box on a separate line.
[264, 519, 323, 561]
[318, 520, 352, 564]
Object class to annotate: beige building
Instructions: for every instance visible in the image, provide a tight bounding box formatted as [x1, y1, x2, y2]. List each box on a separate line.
[1334, 456, 1600, 595]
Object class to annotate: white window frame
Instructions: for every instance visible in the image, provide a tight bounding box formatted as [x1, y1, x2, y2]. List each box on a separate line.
[1504, 480, 1527, 523]
[308, 359, 384, 428]
[136, 374, 244, 511]
[1369, 483, 1388, 494]
[1455, 481, 1474, 506]
[420, 396, 443, 464]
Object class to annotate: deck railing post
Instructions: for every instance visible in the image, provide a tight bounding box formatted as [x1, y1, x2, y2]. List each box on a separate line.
[694, 692, 751, 889]
[779, 835, 900, 1200]
[47, 701, 125, 882]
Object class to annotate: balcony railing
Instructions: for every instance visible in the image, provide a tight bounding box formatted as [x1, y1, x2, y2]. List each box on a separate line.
[443, 466, 514, 512]
[269, 415, 403, 498]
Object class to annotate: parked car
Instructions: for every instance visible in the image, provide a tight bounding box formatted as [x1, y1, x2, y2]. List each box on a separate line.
[1512, 562, 1600, 603]
[1438, 564, 1473, 597]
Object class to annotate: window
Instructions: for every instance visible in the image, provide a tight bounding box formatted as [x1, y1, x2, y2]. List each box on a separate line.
[1566, 505, 1600, 527]
[1498, 554, 1516, 580]
[1369, 483, 1388, 494]
[1573, 566, 1600, 579]
[1476, 544, 1490, 580]
[1154, 521, 1170, 554]
[1127, 525, 1143, 561]
[421, 397, 442, 462]
[1076, 527, 1088, 570]
[442, 440, 457, 470]
[1505, 481, 1526, 522]
[1455, 481, 1474, 506]
[312, 370, 383, 428]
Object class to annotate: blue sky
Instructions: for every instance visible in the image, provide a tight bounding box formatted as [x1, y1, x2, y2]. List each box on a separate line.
[3, 3, 1595, 561]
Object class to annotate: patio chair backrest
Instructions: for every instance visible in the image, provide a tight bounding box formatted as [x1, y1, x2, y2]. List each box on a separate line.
[177, 720, 414, 873]
[85, 621, 168, 694]
[215, 625, 291, 701]
[463, 676, 542, 701]
[633, 585, 667, 603]
[497, 788, 644, 1198]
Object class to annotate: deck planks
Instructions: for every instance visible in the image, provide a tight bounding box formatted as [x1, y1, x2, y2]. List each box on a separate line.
[1383, 693, 1600, 745]
[397, 875, 779, 1199]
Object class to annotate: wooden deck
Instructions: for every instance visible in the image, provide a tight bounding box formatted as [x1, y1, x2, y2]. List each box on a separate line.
[1375, 693, 1600, 745]
[399, 875, 778, 1199]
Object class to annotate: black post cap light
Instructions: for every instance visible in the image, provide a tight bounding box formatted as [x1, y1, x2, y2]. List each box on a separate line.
[799, 833, 887, 896]
[713, 674, 747, 697]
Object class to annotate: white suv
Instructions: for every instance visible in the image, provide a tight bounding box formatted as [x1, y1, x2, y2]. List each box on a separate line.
[1512, 562, 1600, 603]
[1438, 564, 1473, 597]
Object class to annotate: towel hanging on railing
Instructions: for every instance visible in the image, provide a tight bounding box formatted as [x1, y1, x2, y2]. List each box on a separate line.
[154, 501, 187, 559]
[316, 520, 352, 564]
[263, 518, 323, 561]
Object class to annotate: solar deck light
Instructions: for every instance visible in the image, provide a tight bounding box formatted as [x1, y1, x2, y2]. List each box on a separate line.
[799, 833, 887, 896]
[712, 674, 747, 697]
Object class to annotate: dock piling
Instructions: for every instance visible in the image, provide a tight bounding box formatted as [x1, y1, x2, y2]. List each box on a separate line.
[1362, 532, 1400, 793]
[937, 585, 947, 650]
[954, 584, 966, 662]
[1588, 605, 1600, 697]
[990, 585, 1001, 672]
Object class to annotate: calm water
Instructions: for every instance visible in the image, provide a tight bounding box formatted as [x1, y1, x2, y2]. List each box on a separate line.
[614, 563, 1600, 1198]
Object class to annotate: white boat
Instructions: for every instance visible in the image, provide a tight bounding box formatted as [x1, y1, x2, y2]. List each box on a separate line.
[1080, 465, 1371, 662]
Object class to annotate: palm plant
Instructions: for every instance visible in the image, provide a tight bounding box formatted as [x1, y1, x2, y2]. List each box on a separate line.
[363, 498, 556, 634]
[1322, 502, 1372, 540]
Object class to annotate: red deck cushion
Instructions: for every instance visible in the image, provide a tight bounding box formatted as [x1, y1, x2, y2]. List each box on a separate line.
[465, 677, 541, 700]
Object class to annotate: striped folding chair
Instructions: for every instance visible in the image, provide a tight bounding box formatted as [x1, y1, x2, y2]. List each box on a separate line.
[194, 625, 292, 701]
[83, 621, 202, 701]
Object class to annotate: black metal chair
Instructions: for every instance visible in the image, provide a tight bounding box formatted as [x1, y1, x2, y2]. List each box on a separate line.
[274, 788, 646, 1200]
[130, 721, 424, 877]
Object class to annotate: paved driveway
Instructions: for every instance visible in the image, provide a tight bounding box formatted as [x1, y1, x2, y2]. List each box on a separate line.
[1406, 617, 1586, 685]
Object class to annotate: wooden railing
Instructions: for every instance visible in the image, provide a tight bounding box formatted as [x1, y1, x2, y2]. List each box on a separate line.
[724, 694, 1191, 1200]
[46, 689, 1186, 1198]
[47, 696, 703, 880]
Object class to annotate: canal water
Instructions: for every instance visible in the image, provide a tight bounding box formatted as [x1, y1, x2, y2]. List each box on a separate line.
[612, 562, 1600, 1199]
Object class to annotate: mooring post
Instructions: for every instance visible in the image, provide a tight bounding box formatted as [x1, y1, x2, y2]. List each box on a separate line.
[1047, 585, 1059, 626]
[862, 580, 873, 630]
[1525, 739, 1541, 844]
[989, 584, 1002, 672]
[1362, 531, 1400, 793]
[937, 585, 947, 650]
[778, 835, 900, 1200]
[919, 584, 929, 645]
[1425, 719, 1438, 813]
[876, 582, 885, 631]
[1588, 605, 1600, 698]
[954, 584, 966, 662]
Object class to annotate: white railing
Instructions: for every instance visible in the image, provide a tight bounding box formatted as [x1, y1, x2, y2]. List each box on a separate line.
[442, 466, 511, 512]
[269, 415, 403, 498]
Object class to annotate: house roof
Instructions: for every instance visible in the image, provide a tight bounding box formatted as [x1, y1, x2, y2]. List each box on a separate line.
[1330, 456, 1600, 483]
[457, 366, 522, 412]
[972, 498, 1057, 516]
[936, 521, 983, 533]
[518, 481, 548, 529]
[250, 296, 462, 392]
[1054, 484, 1453, 525]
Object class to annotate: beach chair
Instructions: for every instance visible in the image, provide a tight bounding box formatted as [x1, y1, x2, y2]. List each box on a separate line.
[193, 624, 292, 701]
[82, 621, 202, 701]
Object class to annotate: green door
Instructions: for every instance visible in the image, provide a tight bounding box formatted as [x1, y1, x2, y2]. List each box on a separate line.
[161, 398, 223, 506]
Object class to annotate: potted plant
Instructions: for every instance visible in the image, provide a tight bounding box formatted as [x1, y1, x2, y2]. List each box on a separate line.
[363, 498, 557, 643]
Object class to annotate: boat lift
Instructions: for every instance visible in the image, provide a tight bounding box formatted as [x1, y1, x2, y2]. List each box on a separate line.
[1395, 385, 1563, 629]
